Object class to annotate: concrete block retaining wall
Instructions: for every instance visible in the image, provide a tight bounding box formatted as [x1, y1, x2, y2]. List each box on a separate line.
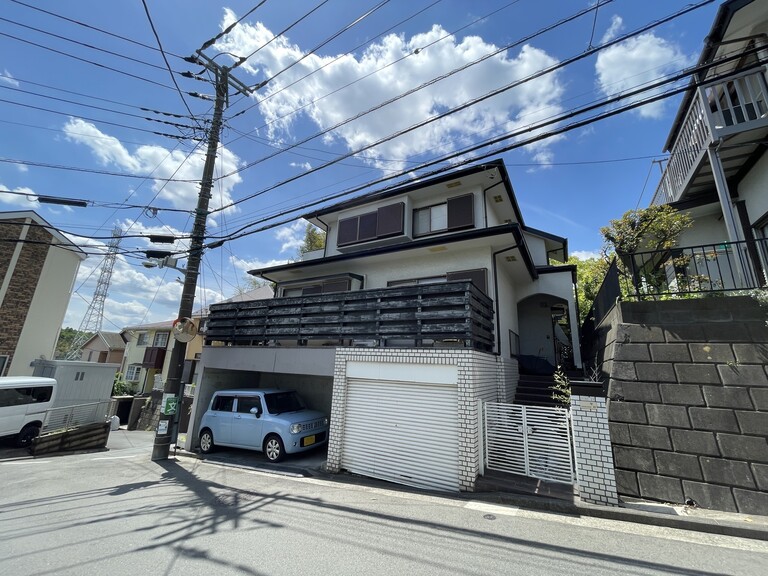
[598, 297, 768, 516]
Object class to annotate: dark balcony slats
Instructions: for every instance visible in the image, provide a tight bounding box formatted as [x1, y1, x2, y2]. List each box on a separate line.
[141, 346, 166, 369]
[206, 281, 494, 351]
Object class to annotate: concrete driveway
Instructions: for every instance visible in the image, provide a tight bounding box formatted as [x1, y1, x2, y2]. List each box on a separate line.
[1, 428, 328, 478]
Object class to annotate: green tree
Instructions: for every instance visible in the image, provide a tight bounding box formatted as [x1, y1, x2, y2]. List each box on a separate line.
[600, 204, 693, 296]
[55, 327, 92, 359]
[299, 223, 326, 256]
[567, 255, 609, 324]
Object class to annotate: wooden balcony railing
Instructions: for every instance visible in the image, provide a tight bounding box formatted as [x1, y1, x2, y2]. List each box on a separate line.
[652, 68, 768, 206]
[141, 346, 167, 369]
[206, 281, 495, 352]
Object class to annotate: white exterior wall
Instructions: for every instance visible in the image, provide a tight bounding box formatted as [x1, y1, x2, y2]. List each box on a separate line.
[361, 245, 494, 289]
[9, 247, 82, 376]
[739, 151, 768, 224]
[523, 235, 548, 266]
[676, 210, 729, 247]
[495, 265, 518, 357]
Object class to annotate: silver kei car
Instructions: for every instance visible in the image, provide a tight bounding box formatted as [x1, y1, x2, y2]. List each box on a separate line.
[198, 389, 328, 462]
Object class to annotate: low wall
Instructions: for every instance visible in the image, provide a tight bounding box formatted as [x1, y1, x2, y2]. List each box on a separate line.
[594, 296, 768, 516]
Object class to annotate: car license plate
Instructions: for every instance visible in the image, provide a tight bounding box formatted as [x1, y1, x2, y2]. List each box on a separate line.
[303, 435, 315, 447]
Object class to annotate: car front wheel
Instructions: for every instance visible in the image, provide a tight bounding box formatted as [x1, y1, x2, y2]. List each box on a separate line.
[17, 424, 40, 448]
[264, 434, 284, 463]
[199, 429, 214, 454]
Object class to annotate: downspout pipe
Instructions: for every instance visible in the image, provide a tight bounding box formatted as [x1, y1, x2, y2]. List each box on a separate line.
[492, 244, 519, 355]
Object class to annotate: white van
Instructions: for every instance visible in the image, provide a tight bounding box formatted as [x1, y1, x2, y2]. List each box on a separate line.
[0, 376, 56, 447]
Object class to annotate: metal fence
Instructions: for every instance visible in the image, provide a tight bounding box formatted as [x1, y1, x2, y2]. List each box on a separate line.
[42, 401, 111, 433]
[621, 238, 767, 299]
[482, 402, 574, 484]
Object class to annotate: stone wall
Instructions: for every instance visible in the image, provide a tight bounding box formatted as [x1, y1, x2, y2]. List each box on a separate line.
[598, 297, 768, 516]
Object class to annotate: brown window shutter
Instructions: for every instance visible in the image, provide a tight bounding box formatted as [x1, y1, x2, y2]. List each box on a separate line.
[377, 202, 404, 237]
[447, 194, 474, 230]
[358, 211, 378, 241]
[337, 216, 359, 245]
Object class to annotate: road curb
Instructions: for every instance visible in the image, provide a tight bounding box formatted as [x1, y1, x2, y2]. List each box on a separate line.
[470, 491, 768, 542]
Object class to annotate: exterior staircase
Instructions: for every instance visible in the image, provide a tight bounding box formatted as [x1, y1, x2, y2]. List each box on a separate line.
[513, 370, 580, 408]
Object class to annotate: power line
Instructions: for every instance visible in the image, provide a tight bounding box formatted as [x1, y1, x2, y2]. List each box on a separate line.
[217, 0, 613, 185]
[0, 96, 197, 140]
[230, 0, 331, 71]
[0, 71, 194, 118]
[198, 0, 270, 52]
[0, 15, 172, 73]
[9, 0, 185, 59]
[226, 0, 523, 126]
[0, 85, 201, 131]
[140, 0, 201, 126]
[0, 31, 177, 91]
[0, 157, 201, 182]
[203, 55, 751, 247]
[213, 0, 691, 213]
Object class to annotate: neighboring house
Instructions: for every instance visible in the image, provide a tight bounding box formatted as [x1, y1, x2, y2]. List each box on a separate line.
[119, 310, 214, 395]
[0, 210, 86, 376]
[648, 0, 768, 289]
[79, 331, 126, 364]
[189, 159, 579, 492]
[584, 0, 768, 517]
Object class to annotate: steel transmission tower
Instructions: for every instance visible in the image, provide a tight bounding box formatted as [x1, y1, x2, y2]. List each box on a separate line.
[65, 227, 123, 360]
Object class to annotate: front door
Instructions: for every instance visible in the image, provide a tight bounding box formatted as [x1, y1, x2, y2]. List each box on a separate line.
[230, 395, 265, 449]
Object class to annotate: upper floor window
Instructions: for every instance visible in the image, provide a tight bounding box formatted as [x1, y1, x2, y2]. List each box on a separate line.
[281, 277, 351, 297]
[337, 202, 404, 247]
[388, 268, 487, 295]
[413, 193, 474, 237]
[153, 332, 170, 348]
[136, 332, 148, 346]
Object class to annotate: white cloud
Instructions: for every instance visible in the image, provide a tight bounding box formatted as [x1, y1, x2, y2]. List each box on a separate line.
[289, 161, 312, 171]
[229, 254, 291, 274]
[595, 19, 694, 119]
[0, 69, 19, 87]
[601, 15, 624, 43]
[62, 118, 242, 214]
[0, 184, 38, 207]
[215, 11, 565, 171]
[571, 250, 601, 260]
[275, 220, 307, 254]
[16, 164, 28, 173]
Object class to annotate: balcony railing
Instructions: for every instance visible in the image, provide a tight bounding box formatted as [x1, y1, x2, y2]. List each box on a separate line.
[141, 346, 166, 369]
[206, 281, 495, 352]
[620, 238, 767, 299]
[652, 68, 768, 206]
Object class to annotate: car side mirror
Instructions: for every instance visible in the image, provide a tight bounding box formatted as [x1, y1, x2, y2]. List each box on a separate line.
[250, 407, 262, 417]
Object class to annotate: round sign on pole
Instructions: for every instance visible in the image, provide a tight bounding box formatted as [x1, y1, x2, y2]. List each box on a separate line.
[172, 317, 197, 342]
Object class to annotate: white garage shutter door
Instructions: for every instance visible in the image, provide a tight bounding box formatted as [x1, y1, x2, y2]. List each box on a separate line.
[342, 378, 459, 492]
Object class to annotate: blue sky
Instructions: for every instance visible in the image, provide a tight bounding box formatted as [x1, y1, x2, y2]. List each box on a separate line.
[0, 0, 721, 330]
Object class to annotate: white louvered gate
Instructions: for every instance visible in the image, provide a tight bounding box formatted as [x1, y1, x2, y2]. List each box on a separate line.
[482, 402, 574, 484]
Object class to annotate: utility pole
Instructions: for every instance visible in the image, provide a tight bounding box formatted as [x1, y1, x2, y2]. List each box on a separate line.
[151, 59, 250, 461]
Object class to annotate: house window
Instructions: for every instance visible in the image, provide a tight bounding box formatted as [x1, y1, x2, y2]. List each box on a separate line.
[413, 194, 474, 237]
[126, 365, 141, 382]
[280, 277, 351, 297]
[136, 332, 148, 346]
[153, 332, 170, 348]
[337, 202, 405, 247]
[387, 268, 487, 295]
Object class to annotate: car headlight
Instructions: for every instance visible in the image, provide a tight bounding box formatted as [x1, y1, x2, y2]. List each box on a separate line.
[290, 423, 302, 434]
[324, 417, 329, 426]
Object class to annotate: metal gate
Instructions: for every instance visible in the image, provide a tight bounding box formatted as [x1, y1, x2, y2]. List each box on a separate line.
[482, 402, 574, 484]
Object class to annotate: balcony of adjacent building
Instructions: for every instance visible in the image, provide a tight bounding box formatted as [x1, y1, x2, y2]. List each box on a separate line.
[204, 280, 495, 353]
[652, 66, 768, 207]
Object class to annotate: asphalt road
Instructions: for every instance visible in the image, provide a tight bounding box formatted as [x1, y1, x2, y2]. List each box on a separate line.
[1, 431, 766, 576]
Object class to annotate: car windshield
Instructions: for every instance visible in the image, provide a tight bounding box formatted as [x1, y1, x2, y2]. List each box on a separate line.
[264, 391, 305, 414]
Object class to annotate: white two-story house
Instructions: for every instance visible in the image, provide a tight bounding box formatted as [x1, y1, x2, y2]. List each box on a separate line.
[646, 0, 768, 293]
[187, 159, 579, 492]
